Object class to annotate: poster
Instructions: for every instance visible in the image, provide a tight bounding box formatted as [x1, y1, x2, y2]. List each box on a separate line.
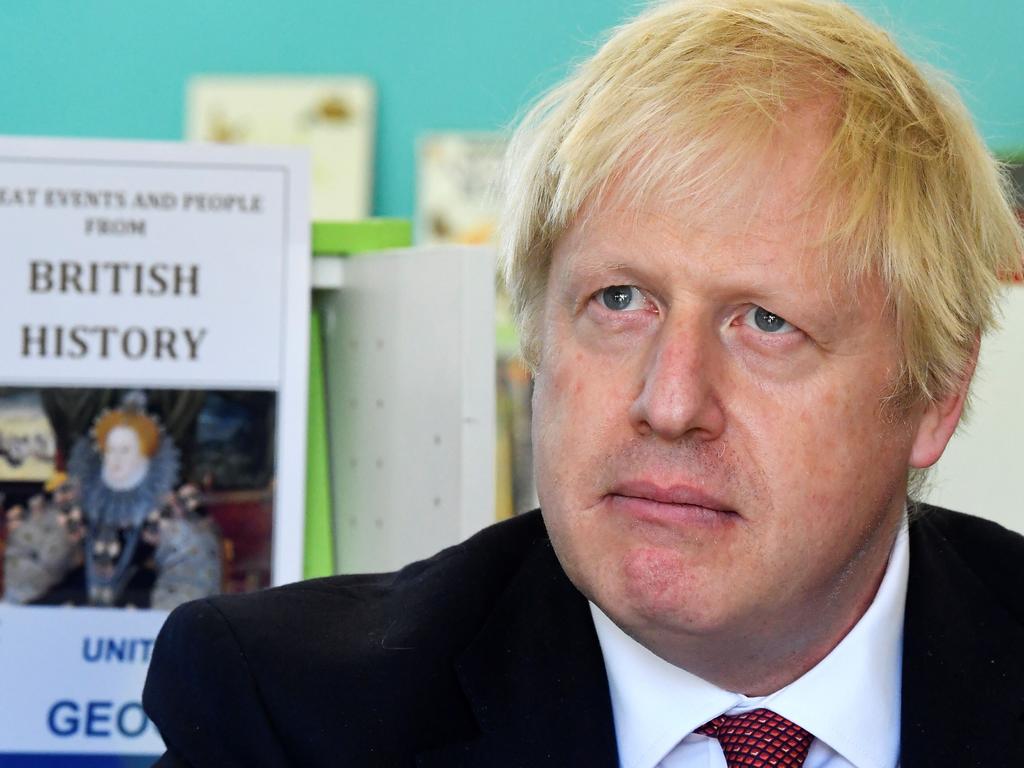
[0, 136, 310, 764]
[415, 132, 505, 248]
[186, 76, 375, 221]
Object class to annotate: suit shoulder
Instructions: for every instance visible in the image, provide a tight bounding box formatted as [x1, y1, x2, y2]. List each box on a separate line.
[172, 509, 550, 671]
[212, 508, 548, 625]
[911, 503, 1024, 620]
[144, 596, 294, 765]
[145, 511, 551, 764]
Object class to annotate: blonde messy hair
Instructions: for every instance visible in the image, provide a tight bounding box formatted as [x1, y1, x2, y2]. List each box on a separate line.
[501, 0, 1023, 406]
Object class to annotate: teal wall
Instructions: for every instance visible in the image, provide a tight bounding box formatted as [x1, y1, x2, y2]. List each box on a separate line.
[3, 1, 1021, 218]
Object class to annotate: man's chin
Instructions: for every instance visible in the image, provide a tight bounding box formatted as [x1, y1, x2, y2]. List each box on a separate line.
[596, 546, 742, 637]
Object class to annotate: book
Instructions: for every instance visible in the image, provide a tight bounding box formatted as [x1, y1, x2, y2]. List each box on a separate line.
[416, 132, 505, 248]
[186, 76, 375, 221]
[0, 136, 309, 762]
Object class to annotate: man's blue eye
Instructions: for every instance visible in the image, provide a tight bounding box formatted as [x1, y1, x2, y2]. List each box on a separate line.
[601, 285, 640, 311]
[746, 306, 795, 333]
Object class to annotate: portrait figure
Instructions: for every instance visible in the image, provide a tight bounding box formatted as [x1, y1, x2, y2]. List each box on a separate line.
[3, 391, 222, 609]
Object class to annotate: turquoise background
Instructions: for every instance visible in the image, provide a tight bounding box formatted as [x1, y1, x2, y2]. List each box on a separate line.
[2, 1, 1021, 217]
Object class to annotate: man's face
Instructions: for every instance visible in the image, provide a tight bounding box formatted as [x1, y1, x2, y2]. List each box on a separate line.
[532, 118, 947, 677]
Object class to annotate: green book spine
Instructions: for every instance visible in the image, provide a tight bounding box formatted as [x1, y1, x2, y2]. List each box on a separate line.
[304, 307, 335, 578]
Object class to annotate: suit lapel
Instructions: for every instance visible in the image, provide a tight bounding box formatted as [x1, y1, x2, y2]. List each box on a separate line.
[901, 513, 1024, 766]
[416, 539, 619, 768]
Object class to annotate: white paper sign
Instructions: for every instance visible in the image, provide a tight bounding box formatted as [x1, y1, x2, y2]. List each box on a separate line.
[0, 605, 166, 757]
[0, 136, 310, 763]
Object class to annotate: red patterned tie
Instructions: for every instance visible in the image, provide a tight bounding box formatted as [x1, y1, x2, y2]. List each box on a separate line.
[697, 708, 812, 767]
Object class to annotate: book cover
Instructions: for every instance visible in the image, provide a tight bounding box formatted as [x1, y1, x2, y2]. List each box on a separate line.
[186, 75, 375, 221]
[0, 136, 310, 762]
[416, 132, 505, 248]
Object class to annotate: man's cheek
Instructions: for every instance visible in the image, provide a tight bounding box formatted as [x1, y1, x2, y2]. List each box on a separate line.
[547, 346, 596, 394]
[539, 363, 613, 428]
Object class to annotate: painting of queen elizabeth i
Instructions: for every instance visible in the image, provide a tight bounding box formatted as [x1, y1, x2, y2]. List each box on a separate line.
[1, 388, 277, 609]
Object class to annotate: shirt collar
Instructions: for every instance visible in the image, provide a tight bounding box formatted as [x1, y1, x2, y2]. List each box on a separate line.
[591, 520, 908, 768]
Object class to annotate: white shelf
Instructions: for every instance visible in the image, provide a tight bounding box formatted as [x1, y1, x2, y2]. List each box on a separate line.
[316, 245, 496, 573]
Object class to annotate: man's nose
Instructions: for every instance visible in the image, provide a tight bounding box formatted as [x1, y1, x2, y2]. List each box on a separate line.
[628, 317, 726, 441]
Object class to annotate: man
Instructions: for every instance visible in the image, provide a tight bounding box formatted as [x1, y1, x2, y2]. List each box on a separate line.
[143, 1, 1024, 765]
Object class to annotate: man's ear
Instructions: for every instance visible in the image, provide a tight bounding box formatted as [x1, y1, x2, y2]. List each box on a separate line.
[909, 337, 980, 469]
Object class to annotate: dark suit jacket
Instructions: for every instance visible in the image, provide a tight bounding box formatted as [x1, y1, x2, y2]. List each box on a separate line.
[143, 504, 1024, 767]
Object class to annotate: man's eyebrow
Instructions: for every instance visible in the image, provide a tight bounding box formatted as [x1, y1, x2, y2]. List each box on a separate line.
[560, 254, 634, 280]
[579, 260, 632, 276]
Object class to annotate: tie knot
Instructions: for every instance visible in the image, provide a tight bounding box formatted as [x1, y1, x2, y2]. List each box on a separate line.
[696, 708, 812, 767]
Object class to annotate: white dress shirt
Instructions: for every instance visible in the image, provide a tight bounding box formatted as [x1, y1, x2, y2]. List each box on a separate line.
[591, 521, 909, 768]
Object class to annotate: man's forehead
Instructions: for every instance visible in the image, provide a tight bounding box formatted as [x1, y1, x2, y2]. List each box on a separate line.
[569, 99, 839, 237]
[556, 196, 834, 287]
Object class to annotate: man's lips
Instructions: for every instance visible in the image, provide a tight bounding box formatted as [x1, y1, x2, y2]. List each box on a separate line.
[606, 481, 738, 525]
[609, 481, 733, 511]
